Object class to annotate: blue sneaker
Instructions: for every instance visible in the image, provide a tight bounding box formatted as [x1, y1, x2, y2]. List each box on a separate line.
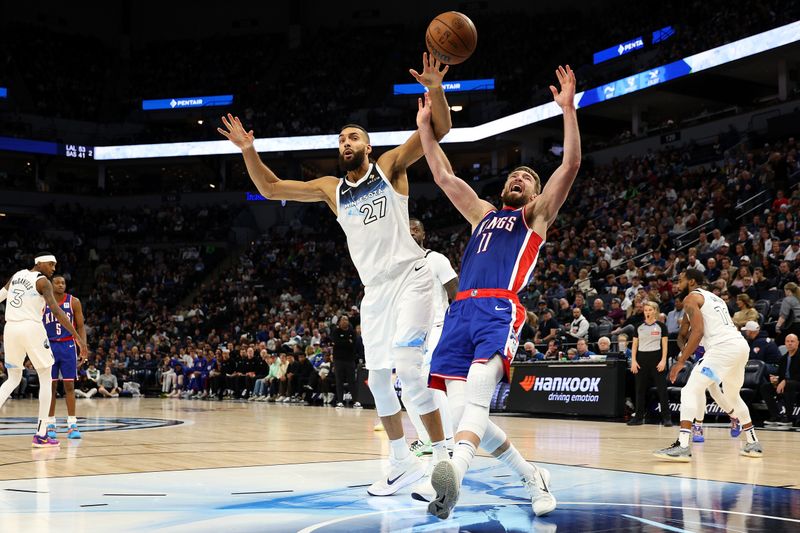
[691, 423, 704, 443]
[46, 424, 57, 440]
[67, 424, 82, 439]
[730, 417, 741, 438]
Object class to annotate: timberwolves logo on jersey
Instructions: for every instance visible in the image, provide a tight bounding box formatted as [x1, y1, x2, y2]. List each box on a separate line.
[339, 165, 388, 225]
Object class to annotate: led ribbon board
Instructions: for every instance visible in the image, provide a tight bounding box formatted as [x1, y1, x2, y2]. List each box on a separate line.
[92, 19, 800, 160]
[393, 78, 495, 95]
[142, 94, 234, 110]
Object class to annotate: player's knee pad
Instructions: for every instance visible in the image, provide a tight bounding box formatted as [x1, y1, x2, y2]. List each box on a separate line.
[465, 357, 503, 410]
[368, 368, 401, 417]
[481, 422, 507, 454]
[458, 359, 502, 438]
[396, 361, 436, 415]
[680, 374, 709, 420]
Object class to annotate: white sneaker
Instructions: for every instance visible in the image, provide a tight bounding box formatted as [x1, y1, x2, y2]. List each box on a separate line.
[353, 402, 362, 409]
[367, 454, 425, 497]
[336, 402, 345, 408]
[523, 467, 557, 516]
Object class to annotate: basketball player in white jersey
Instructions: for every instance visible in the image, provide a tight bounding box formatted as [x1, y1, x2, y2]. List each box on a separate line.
[676, 314, 743, 443]
[406, 217, 458, 456]
[219, 54, 452, 495]
[0, 253, 87, 447]
[654, 268, 762, 460]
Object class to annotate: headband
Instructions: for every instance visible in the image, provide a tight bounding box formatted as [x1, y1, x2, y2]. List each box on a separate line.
[35, 255, 57, 264]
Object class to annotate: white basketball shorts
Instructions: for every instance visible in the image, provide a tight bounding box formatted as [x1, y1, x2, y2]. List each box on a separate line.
[3, 320, 55, 370]
[360, 261, 434, 370]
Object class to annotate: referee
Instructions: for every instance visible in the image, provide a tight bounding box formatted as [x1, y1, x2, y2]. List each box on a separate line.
[627, 301, 671, 426]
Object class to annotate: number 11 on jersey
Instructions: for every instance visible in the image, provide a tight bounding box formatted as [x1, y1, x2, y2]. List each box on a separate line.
[477, 231, 493, 254]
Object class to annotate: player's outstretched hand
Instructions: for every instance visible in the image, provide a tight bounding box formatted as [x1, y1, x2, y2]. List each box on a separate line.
[218, 113, 255, 150]
[416, 92, 433, 130]
[409, 52, 450, 89]
[549, 65, 576, 109]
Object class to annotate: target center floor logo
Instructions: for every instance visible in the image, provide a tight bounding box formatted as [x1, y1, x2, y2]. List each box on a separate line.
[0, 417, 183, 436]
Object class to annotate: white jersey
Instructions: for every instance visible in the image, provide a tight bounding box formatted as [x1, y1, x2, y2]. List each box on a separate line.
[336, 163, 423, 286]
[5, 269, 46, 323]
[692, 288, 747, 348]
[425, 249, 457, 325]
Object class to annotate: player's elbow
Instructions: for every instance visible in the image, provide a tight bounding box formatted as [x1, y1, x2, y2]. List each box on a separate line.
[563, 159, 581, 173]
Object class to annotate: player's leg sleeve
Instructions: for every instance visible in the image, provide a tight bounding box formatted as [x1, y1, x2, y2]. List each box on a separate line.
[458, 356, 503, 439]
[394, 347, 437, 415]
[0, 368, 24, 408]
[368, 368, 401, 418]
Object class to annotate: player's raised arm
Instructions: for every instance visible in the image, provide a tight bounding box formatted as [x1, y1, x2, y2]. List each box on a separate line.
[37, 277, 86, 356]
[379, 53, 452, 177]
[417, 92, 494, 229]
[526, 65, 581, 231]
[218, 113, 338, 211]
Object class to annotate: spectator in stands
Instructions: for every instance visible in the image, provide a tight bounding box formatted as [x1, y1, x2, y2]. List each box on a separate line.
[666, 296, 685, 336]
[566, 307, 590, 342]
[556, 298, 572, 325]
[741, 321, 782, 368]
[760, 333, 800, 427]
[542, 339, 561, 361]
[534, 307, 560, 348]
[606, 297, 625, 326]
[97, 366, 120, 398]
[587, 298, 607, 322]
[265, 354, 284, 402]
[596, 337, 612, 356]
[574, 339, 595, 359]
[628, 301, 670, 426]
[732, 294, 760, 329]
[776, 282, 800, 343]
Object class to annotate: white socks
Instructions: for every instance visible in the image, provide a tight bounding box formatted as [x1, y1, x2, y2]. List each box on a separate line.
[678, 429, 691, 447]
[451, 440, 477, 482]
[390, 437, 410, 461]
[496, 444, 536, 481]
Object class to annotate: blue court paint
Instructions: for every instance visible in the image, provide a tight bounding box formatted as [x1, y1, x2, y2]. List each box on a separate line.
[0, 458, 797, 532]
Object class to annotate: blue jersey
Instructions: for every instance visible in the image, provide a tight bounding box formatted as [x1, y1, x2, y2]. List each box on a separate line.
[43, 293, 75, 341]
[459, 207, 544, 293]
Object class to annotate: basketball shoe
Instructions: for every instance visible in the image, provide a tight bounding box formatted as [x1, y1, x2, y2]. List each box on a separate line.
[367, 453, 425, 496]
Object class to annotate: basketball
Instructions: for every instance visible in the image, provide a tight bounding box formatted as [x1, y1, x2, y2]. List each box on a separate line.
[425, 11, 477, 65]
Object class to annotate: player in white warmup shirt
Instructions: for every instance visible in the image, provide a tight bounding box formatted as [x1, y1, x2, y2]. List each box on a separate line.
[654, 268, 762, 461]
[0, 253, 87, 447]
[219, 54, 453, 495]
[406, 218, 459, 456]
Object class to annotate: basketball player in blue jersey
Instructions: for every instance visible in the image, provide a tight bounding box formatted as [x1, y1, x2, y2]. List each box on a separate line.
[44, 275, 87, 439]
[415, 65, 581, 519]
[219, 54, 454, 496]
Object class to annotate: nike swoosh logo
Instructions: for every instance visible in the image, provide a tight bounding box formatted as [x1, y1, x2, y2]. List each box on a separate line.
[341, 186, 352, 194]
[387, 472, 405, 485]
[414, 266, 424, 271]
[495, 306, 509, 311]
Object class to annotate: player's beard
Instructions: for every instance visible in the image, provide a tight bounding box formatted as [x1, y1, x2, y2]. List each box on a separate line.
[339, 148, 366, 172]
[677, 287, 690, 300]
[501, 189, 528, 209]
